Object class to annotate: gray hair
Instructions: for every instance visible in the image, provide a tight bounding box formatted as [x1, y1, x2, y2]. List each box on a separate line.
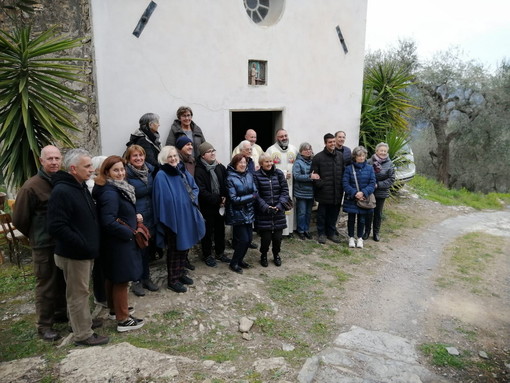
[91, 155, 107, 171]
[299, 142, 312, 153]
[258, 152, 272, 165]
[158, 145, 178, 165]
[139, 113, 160, 130]
[375, 142, 389, 151]
[351, 146, 368, 160]
[63, 148, 91, 171]
[239, 140, 251, 150]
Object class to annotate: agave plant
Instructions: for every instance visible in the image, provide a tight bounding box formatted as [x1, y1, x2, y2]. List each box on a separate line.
[0, 25, 86, 189]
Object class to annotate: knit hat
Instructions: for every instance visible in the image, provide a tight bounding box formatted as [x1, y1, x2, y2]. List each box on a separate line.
[175, 135, 192, 150]
[199, 142, 214, 156]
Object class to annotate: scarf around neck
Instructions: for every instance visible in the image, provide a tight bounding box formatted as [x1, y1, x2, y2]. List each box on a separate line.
[107, 179, 136, 205]
[127, 162, 149, 184]
[371, 153, 388, 173]
[200, 158, 220, 195]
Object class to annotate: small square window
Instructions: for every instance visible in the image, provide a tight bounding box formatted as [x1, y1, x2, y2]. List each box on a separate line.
[248, 60, 267, 86]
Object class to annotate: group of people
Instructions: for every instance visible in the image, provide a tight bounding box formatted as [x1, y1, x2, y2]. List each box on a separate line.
[11, 105, 395, 347]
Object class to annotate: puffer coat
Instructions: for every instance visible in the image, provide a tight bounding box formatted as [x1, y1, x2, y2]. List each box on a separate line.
[253, 165, 289, 231]
[311, 148, 344, 205]
[126, 162, 155, 233]
[342, 162, 376, 214]
[225, 165, 257, 226]
[292, 154, 314, 200]
[367, 156, 395, 199]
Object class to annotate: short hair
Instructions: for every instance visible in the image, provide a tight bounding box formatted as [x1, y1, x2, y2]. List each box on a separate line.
[91, 155, 107, 171]
[124, 144, 146, 161]
[375, 142, 389, 152]
[323, 133, 335, 143]
[275, 128, 287, 138]
[335, 131, 346, 138]
[351, 146, 368, 160]
[158, 145, 178, 165]
[176, 106, 193, 119]
[239, 140, 251, 150]
[299, 142, 312, 153]
[63, 148, 91, 171]
[95, 155, 125, 186]
[230, 153, 246, 169]
[139, 113, 159, 130]
[258, 152, 272, 165]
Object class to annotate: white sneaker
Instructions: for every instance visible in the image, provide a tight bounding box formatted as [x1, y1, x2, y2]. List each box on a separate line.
[348, 237, 356, 248]
[356, 238, 364, 248]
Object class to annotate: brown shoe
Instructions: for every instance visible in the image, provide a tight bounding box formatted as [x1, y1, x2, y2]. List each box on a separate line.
[38, 328, 61, 342]
[74, 333, 109, 346]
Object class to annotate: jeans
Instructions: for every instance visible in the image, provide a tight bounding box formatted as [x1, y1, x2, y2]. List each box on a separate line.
[347, 213, 367, 238]
[316, 203, 340, 237]
[295, 198, 313, 233]
[231, 224, 253, 266]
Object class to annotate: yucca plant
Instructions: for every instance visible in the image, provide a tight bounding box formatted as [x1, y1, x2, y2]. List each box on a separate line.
[0, 25, 86, 189]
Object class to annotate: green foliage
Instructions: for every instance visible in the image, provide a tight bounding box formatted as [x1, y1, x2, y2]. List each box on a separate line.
[0, 25, 86, 189]
[409, 175, 510, 210]
[420, 343, 465, 368]
[0, 264, 35, 296]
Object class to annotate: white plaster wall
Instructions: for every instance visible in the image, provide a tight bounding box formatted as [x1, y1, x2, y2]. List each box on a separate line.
[90, 0, 367, 162]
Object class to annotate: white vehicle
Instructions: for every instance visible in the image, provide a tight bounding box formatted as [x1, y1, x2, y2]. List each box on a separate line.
[394, 143, 416, 184]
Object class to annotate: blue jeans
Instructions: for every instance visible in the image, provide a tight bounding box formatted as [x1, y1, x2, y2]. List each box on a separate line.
[295, 198, 313, 233]
[231, 224, 253, 267]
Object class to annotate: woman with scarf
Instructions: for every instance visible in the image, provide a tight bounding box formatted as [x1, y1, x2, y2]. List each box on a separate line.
[125, 145, 160, 297]
[93, 156, 144, 332]
[363, 142, 395, 242]
[126, 113, 162, 167]
[253, 153, 290, 267]
[153, 146, 205, 293]
[165, 106, 206, 157]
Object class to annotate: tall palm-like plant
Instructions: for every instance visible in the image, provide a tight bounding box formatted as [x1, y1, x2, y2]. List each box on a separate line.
[0, 26, 85, 189]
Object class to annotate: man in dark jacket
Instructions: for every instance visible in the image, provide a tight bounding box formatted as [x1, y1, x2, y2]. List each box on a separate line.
[48, 148, 109, 347]
[194, 142, 230, 267]
[312, 133, 344, 244]
[335, 130, 352, 167]
[13, 145, 67, 341]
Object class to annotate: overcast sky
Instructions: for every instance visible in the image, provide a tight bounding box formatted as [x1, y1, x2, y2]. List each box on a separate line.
[365, 0, 510, 70]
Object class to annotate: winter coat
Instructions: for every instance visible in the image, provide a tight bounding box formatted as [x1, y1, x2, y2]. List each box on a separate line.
[12, 168, 55, 249]
[225, 165, 257, 226]
[92, 183, 143, 283]
[126, 127, 161, 167]
[311, 147, 344, 205]
[253, 165, 289, 231]
[342, 162, 376, 214]
[153, 162, 205, 250]
[126, 163, 156, 233]
[336, 146, 352, 167]
[292, 154, 314, 200]
[47, 171, 100, 260]
[165, 120, 205, 156]
[367, 156, 395, 199]
[194, 159, 228, 217]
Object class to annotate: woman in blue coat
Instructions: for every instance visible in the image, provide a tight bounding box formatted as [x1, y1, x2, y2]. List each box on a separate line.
[225, 153, 258, 274]
[93, 155, 144, 332]
[253, 153, 290, 267]
[125, 145, 160, 297]
[342, 146, 376, 249]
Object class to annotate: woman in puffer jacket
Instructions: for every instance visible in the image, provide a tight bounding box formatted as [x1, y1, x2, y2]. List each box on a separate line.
[364, 142, 395, 242]
[253, 153, 290, 268]
[342, 146, 376, 249]
[225, 154, 258, 274]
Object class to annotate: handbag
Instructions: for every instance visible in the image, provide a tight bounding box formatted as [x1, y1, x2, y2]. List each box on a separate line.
[117, 218, 151, 249]
[351, 165, 376, 209]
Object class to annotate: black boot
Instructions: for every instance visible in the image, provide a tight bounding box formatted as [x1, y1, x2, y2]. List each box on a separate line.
[260, 253, 268, 267]
[362, 228, 371, 240]
[273, 254, 282, 267]
[363, 213, 373, 240]
[373, 213, 381, 242]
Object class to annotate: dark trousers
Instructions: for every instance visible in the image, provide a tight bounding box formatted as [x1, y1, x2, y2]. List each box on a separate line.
[92, 255, 106, 303]
[33, 248, 67, 330]
[316, 203, 340, 237]
[347, 213, 367, 238]
[231, 223, 252, 266]
[259, 229, 283, 256]
[165, 230, 188, 284]
[365, 197, 386, 234]
[201, 211, 226, 258]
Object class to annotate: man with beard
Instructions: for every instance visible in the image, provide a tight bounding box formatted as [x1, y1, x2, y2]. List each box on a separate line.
[266, 129, 298, 236]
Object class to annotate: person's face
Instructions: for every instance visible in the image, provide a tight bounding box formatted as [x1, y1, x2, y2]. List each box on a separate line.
[71, 156, 94, 183]
[108, 161, 126, 181]
[276, 130, 289, 146]
[336, 132, 346, 148]
[181, 142, 193, 156]
[179, 111, 193, 127]
[241, 144, 252, 158]
[40, 147, 62, 174]
[166, 149, 180, 167]
[355, 153, 366, 163]
[376, 146, 388, 159]
[235, 157, 247, 172]
[129, 150, 145, 169]
[149, 120, 160, 132]
[300, 147, 313, 157]
[202, 148, 216, 164]
[325, 138, 336, 152]
[245, 130, 257, 144]
[261, 158, 273, 171]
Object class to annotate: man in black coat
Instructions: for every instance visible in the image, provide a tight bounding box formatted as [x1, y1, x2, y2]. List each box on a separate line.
[312, 133, 344, 244]
[48, 148, 109, 347]
[335, 130, 352, 167]
[194, 142, 230, 267]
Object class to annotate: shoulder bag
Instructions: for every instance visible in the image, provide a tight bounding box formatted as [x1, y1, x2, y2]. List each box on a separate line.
[351, 165, 376, 209]
[116, 218, 150, 249]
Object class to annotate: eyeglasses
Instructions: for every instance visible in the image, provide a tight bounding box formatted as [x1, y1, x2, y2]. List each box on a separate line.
[205, 149, 216, 154]
[181, 114, 192, 118]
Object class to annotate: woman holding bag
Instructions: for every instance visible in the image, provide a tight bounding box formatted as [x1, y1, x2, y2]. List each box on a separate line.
[342, 146, 376, 249]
